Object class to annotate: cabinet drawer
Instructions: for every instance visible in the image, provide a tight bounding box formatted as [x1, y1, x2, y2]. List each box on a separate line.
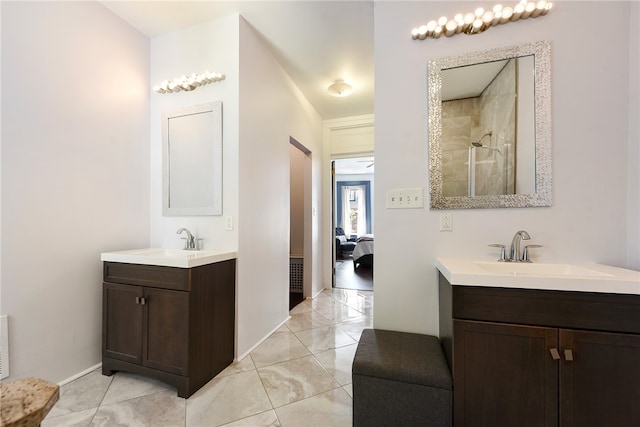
[451, 284, 640, 334]
[104, 262, 190, 291]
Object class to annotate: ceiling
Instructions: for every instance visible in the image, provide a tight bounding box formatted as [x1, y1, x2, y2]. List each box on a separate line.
[100, 1, 375, 120]
[334, 156, 374, 175]
[442, 59, 509, 101]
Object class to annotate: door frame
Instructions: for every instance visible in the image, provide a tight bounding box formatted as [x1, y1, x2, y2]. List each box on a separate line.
[330, 153, 374, 288]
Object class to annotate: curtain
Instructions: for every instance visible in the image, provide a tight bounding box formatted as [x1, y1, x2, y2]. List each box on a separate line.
[341, 186, 367, 236]
[342, 187, 351, 233]
[356, 186, 366, 236]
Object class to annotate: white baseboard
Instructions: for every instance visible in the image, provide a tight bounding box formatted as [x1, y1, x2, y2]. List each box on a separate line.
[58, 363, 102, 387]
[236, 316, 291, 361]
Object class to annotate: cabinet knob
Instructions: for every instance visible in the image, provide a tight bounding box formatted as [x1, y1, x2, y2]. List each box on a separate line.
[549, 348, 561, 360]
[564, 349, 574, 361]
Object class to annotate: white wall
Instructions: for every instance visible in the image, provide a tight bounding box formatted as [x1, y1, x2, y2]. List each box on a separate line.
[322, 115, 374, 286]
[290, 144, 305, 256]
[1, 2, 150, 382]
[373, 1, 639, 336]
[237, 17, 324, 357]
[150, 15, 240, 254]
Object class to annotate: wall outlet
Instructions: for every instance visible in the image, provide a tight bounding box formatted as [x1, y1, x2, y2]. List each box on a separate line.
[440, 212, 453, 231]
[225, 216, 234, 231]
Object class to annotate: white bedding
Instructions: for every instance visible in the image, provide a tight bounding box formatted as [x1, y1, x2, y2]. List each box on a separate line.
[353, 235, 374, 261]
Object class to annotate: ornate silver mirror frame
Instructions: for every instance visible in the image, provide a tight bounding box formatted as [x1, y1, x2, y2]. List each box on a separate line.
[428, 40, 551, 209]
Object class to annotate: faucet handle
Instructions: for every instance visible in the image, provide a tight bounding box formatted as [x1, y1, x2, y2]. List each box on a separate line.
[522, 244, 543, 262]
[489, 244, 507, 262]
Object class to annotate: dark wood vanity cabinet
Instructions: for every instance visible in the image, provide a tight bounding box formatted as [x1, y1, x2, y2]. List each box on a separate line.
[439, 273, 640, 427]
[102, 260, 236, 398]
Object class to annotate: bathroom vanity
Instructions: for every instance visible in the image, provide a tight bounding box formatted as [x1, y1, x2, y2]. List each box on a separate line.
[436, 258, 640, 427]
[101, 249, 236, 398]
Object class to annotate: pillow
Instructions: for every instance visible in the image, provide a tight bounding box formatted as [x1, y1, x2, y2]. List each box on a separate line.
[337, 235, 347, 243]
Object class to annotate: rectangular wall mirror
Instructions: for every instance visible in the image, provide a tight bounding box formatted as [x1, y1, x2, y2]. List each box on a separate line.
[428, 41, 551, 209]
[162, 101, 222, 216]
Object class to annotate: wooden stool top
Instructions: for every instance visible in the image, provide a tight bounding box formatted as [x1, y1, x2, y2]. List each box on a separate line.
[1, 377, 59, 427]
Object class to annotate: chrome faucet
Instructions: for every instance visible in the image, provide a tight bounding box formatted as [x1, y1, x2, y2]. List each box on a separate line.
[177, 227, 199, 250]
[509, 230, 531, 262]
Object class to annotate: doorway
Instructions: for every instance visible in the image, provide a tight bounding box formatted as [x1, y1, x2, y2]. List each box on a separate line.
[290, 138, 312, 310]
[333, 156, 374, 291]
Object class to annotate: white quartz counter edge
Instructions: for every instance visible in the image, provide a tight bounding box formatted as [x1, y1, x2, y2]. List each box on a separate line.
[101, 249, 237, 268]
[436, 257, 640, 295]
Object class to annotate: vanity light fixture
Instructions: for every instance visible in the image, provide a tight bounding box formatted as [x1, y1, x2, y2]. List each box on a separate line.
[327, 80, 353, 97]
[153, 71, 225, 94]
[411, 0, 553, 40]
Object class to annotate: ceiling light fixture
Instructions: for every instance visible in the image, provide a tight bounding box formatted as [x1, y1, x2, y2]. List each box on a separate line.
[327, 80, 353, 97]
[411, 0, 553, 41]
[153, 71, 225, 94]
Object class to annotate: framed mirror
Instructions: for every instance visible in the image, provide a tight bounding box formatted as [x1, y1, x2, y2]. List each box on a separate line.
[162, 101, 222, 216]
[428, 41, 551, 209]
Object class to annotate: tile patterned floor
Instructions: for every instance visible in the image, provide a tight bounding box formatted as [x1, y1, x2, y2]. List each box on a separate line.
[42, 288, 373, 427]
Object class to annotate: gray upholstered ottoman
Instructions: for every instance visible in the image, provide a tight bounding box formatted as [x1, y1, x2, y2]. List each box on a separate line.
[352, 329, 452, 427]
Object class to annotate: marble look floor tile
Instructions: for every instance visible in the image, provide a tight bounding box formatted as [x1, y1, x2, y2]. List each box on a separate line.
[315, 305, 366, 324]
[257, 355, 340, 408]
[343, 384, 353, 398]
[336, 317, 373, 341]
[186, 370, 272, 427]
[91, 389, 185, 426]
[294, 326, 357, 353]
[250, 331, 310, 368]
[307, 294, 338, 311]
[272, 324, 293, 336]
[46, 370, 112, 418]
[101, 371, 175, 406]
[42, 407, 97, 427]
[342, 294, 374, 313]
[289, 301, 312, 314]
[216, 355, 256, 378]
[44, 288, 372, 427]
[274, 388, 353, 427]
[313, 343, 358, 385]
[285, 311, 333, 333]
[219, 409, 280, 426]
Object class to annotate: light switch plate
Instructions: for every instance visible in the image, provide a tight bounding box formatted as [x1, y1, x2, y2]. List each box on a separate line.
[386, 188, 424, 209]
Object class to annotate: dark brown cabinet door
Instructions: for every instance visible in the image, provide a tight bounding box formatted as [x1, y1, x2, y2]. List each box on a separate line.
[103, 283, 143, 364]
[142, 287, 189, 375]
[560, 329, 640, 427]
[453, 320, 559, 427]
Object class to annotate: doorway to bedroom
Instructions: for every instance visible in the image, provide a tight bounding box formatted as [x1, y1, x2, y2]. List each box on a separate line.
[333, 157, 374, 291]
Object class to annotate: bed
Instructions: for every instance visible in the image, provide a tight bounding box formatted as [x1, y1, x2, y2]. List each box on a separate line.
[353, 235, 374, 270]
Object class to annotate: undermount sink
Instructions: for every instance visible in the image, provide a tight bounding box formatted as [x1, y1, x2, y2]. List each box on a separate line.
[101, 248, 237, 268]
[472, 261, 613, 277]
[435, 257, 640, 295]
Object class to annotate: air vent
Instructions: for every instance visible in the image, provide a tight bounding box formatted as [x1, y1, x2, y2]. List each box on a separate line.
[290, 257, 303, 294]
[0, 315, 8, 379]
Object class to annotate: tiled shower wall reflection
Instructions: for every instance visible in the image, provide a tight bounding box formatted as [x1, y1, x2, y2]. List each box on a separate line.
[442, 59, 516, 197]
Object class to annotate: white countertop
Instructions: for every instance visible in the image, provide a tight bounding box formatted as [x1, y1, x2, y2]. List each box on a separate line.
[436, 257, 640, 295]
[101, 248, 237, 268]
